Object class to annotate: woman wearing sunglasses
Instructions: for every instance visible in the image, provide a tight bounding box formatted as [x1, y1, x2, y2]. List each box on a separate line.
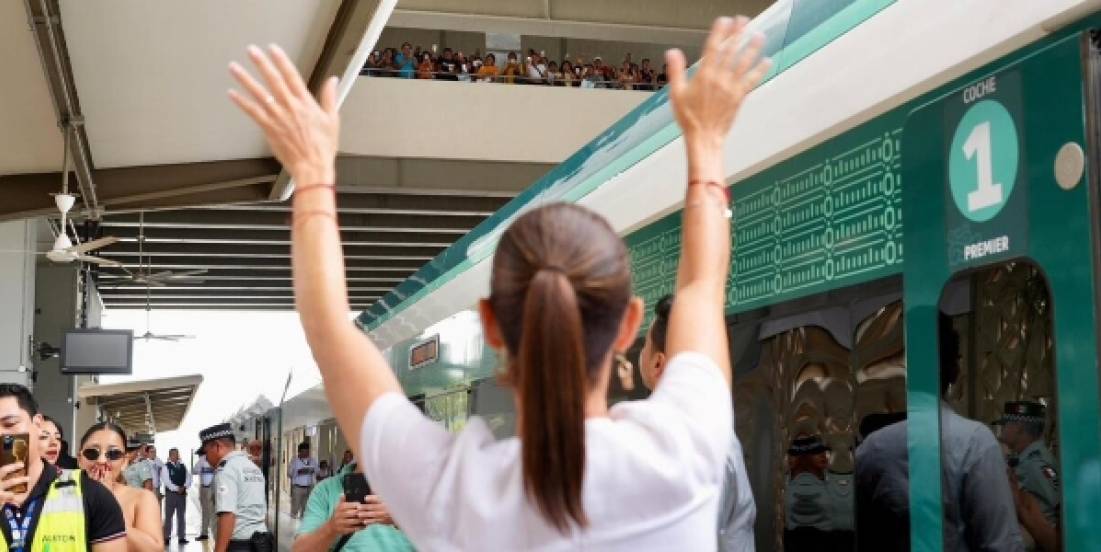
[78, 423, 163, 551]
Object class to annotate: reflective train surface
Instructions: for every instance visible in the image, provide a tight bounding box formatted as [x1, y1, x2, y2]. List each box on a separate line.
[246, 1, 1101, 550]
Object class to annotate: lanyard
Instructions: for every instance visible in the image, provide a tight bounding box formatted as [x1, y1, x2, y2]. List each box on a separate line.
[4, 499, 41, 552]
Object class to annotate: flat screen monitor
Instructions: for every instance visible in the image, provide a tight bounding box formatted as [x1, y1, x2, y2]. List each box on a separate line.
[60, 329, 133, 375]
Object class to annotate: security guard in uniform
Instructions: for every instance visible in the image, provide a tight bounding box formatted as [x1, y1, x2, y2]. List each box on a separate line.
[997, 401, 1060, 522]
[200, 423, 272, 552]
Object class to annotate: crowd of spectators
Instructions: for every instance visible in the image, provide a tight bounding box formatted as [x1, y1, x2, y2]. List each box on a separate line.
[362, 41, 672, 90]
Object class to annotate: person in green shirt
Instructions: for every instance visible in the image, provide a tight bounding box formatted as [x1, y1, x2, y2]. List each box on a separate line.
[293, 462, 414, 551]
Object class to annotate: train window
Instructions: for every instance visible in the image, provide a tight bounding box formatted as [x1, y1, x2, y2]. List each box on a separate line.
[423, 387, 470, 432]
[724, 278, 906, 552]
[938, 262, 1060, 551]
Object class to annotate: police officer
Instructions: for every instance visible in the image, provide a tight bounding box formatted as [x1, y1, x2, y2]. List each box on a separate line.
[200, 423, 272, 552]
[194, 449, 216, 541]
[997, 401, 1059, 522]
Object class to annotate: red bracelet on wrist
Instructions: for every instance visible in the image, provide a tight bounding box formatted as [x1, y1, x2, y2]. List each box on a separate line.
[293, 183, 336, 197]
[688, 179, 731, 202]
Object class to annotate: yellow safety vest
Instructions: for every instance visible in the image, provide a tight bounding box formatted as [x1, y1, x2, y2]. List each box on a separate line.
[0, 469, 86, 552]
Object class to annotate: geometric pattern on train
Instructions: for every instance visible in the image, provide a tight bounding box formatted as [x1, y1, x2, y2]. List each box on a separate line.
[735, 302, 904, 550]
[945, 263, 1055, 449]
[626, 127, 904, 329]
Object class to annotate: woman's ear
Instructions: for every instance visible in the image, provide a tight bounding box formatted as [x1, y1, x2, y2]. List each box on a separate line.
[613, 297, 645, 352]
[478, 299, 505, 350]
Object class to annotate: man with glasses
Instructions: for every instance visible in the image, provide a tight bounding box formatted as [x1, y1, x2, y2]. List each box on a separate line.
[0, 384, 127, 551]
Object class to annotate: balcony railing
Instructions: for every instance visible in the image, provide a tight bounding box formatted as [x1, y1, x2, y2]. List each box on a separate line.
[360, 67, 663, 91]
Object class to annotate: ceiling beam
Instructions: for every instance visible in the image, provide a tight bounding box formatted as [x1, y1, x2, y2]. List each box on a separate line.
[206, 192, 508, 215]
[103, 294, 381, 302]
[270, 0, 397, 199]
[96, 259, 421, 271]
[101, 288, 385, 297]
[99, 209, 480, 232]
[99, 241, 443, 259]
[100, 226, 461, 248]
[104, 303, 374, 311]
[95, 268, 409, 282]
[0, 158, 280, 221]
[23, 0, 98, 216]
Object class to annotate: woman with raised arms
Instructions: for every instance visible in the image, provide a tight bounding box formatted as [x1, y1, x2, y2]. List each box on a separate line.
[228, 16, 768, 550]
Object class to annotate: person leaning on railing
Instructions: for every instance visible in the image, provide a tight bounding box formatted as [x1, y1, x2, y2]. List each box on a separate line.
[476, 53, 499, 82]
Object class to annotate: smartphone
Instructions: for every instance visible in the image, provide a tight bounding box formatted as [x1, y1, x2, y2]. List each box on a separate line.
[343, 473, 371, 504]
[0, 434, 29, 493]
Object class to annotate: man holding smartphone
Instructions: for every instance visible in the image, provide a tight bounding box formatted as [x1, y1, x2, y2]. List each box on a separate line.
[0, 384, 127, 551]
[292, 462, 412, 551]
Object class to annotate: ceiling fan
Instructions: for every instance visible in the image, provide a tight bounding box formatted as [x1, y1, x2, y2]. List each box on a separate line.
[101, 211, 206, 287]
[134, 286, 196, 342]
[0, 131, 120, 266]
[44, 194, 120, 266]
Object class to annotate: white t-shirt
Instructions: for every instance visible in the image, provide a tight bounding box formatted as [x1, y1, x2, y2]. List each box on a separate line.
[361, 352, 733, 551]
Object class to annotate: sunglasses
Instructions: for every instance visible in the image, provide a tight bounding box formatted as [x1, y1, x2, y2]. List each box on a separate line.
[81, 448, 125, 462]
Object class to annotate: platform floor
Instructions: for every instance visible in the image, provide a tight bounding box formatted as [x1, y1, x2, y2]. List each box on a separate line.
[163, 489, 298, 552]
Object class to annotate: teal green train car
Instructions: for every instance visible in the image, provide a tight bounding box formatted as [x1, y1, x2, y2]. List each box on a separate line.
[346, 1, 1101, 550]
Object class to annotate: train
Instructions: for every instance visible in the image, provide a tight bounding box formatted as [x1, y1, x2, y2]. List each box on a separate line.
[239, 1, 1101, 550]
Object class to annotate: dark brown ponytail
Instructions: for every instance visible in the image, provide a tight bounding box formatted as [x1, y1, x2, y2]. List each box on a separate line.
[517, 268, 588, 530]
[490, 203, 631, 532]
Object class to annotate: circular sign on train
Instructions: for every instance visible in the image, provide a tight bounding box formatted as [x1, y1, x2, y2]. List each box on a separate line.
[948, 99, 1019, 222]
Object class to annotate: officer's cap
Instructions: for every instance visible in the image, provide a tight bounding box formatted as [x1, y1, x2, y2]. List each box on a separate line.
[787, 434, 829, 456]
[995, 401, 1046, 425]
[199, 422, 235, 445]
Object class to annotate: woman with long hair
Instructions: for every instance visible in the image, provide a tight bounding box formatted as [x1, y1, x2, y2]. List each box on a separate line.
[79, 423, 164, 551]
[38, 415, 63, 468]
[228, 15, 767, 549]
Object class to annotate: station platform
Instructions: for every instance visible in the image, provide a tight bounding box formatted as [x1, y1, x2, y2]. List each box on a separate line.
[164, 487, 298, 552]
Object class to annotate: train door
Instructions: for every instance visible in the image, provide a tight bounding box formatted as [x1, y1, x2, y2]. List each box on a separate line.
[902, 32, 1101, 551]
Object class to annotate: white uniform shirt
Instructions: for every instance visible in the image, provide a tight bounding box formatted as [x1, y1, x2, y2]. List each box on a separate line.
[195, 456, 216, 487]
[161, 461, 193, 492]
[215, 451, 268, 540]
[362, 352, 733, 551]
[149, 457, 165, 490]
[290, 457, 316, 487]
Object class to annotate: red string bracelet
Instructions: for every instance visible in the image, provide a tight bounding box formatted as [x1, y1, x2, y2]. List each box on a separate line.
[293, 183, 336, 197]
[291, 210, 339, 229]
[688, 179, 731, 202]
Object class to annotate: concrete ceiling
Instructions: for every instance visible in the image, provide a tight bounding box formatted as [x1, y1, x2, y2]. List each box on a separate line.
[0, 0, 380, 221]
[0, 0, 737, 310]
[395, 0, 773, 29]
[0, 0, 64, 175]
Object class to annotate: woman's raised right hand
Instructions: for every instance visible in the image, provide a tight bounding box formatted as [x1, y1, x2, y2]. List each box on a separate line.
[666, 16, 770, 151]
